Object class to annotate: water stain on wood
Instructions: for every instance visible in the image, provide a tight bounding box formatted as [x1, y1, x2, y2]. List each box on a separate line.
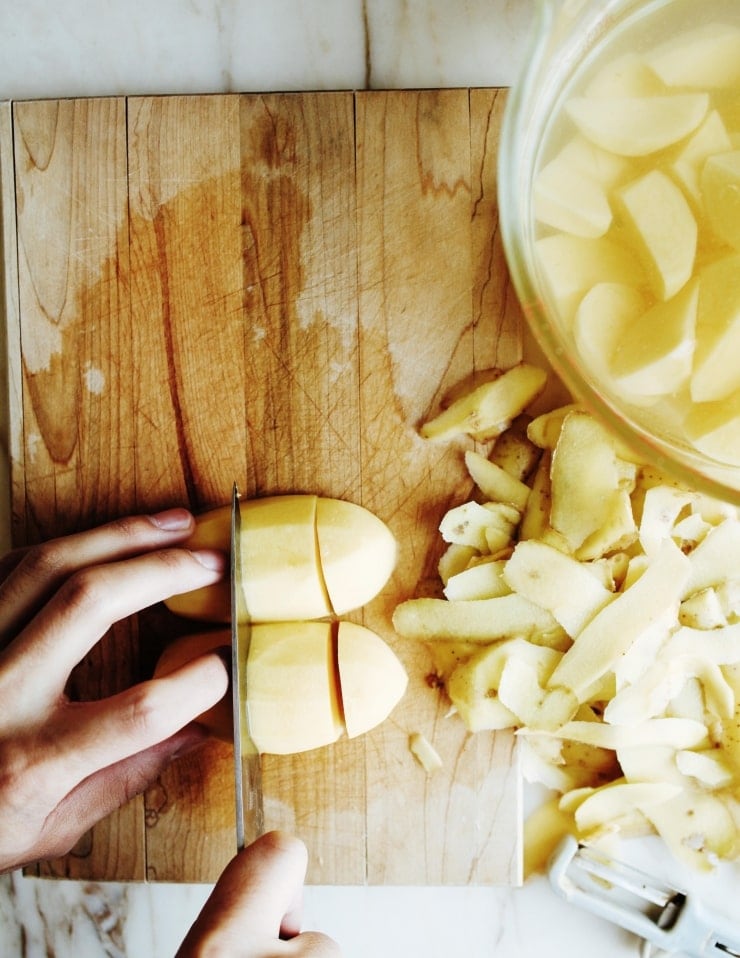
[6, 91, 524, 886]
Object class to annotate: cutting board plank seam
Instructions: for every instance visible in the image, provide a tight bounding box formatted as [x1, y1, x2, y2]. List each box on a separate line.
[5, 91, 522, 886]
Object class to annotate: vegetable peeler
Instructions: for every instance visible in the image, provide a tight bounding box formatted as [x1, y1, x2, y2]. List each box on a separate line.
[548, 835, 740, 957]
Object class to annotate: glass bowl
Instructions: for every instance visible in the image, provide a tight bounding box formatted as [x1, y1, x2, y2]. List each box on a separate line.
[498, 0, 740, 506]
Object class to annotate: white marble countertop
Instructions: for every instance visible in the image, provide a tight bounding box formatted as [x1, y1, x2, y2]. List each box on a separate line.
[0, 2, 738, 956]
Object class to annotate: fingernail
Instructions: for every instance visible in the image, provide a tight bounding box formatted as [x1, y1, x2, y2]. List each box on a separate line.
[149, 508, 193, 532]
[192, 549, 226, 572]
[214, 645, 233, 685]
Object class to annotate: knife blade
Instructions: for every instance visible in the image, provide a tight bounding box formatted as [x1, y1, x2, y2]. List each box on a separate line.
[230, 482, 264, 850]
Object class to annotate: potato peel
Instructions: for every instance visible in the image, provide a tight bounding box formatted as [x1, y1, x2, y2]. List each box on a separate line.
[398, 378, 740, 873]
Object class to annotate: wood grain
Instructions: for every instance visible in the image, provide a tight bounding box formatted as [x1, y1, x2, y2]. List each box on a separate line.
[2, 91, 524, 885]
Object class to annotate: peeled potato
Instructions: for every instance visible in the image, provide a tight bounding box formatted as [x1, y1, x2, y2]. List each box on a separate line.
[645, 22, 740, 90]
[565, 94, 708, 156]
[610, 280, 698, 397]
[671, 110, 732, 202]
[573, 282, 645, 386]
[617, 170, 697, 300]
[165, 495, 396, 623]
[535, 234, 642, 323]
[701, 150, 740, 250]
[337, 621, 408, 739]
[246, 622, 343, 755]
[584, 51, 666, 99]
[691, 255, 740, 402]
[155, 621, 407, 756]
[534, 150, 613, 238]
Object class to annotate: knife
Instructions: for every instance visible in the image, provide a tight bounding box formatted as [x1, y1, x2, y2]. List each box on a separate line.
[230, 482, 264, 850]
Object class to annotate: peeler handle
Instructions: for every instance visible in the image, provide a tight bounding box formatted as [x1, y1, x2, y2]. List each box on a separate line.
[691, 897, 740, 958]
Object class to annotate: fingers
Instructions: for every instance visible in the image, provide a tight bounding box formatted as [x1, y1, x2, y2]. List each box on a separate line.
[20, 723, 209, 869]
[1, 545, 226, 702]
[176, 832, 341, 957]
[0, 510, 199, 648]
[40, 653, 229, 795]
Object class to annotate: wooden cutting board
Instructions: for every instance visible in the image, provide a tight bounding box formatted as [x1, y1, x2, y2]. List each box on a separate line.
[0, 90, 525, 885]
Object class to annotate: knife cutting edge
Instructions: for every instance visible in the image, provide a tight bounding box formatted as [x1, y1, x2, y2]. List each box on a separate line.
[230, 482, 264, 850]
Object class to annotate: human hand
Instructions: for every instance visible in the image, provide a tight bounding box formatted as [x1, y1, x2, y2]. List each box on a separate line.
[0, 509, 229, 874]
[176, 831, 341, 957]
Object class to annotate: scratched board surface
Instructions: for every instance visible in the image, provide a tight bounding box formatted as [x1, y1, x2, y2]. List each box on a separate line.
[0, 92, 524, 884]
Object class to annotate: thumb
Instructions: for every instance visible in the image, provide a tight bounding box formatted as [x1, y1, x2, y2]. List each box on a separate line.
[176, 831, 340, 956]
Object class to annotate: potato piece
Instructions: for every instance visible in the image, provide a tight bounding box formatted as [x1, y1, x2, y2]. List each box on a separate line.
[315, 498, 397, 616]
[391, 593, 563, 643]
[691, 255, 740, 402]
[611, 280, 698, 397]
[464, 450, 530, 511]
[165, 495, 327, 622]
[155, 621, 405, 756]
[535, 234, 643, 323]
[337, 622, 407, 739]
[546, 539, 691, 702]
[701, 150, 740, 250]
[585, 51, 666, 98]
[573, 283, 645, 386]
[503, 539, 613, 637]
[535, 153, 613, 238]
[617, 170, 697, 300]
[165, 495, 396, 623]
[671, 110, 732, 202]
[565, 94, 708, 156]
[645, 23, 740, 89]
[420, 364, 547, 442]
[409, 732, 443, 773]
[247, 622, 343, 755]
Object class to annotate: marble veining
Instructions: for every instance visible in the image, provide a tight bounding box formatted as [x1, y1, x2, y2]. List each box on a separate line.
[1, 1, 739, 956]
[0, 0, 535, 100]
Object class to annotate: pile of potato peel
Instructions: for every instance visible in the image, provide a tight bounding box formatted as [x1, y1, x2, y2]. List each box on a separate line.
[393, 363, 740, 874]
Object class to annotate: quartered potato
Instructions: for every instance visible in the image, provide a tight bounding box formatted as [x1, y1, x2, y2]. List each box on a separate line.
[154, 621, 407, 756]
[162, 494, 404, 757]
[531, 26, 740, 467]
[644, 22, 740, 89]
[165, 494, 397, 622]
[616, 170, 697, 301]
[565, 94, 708, 157]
